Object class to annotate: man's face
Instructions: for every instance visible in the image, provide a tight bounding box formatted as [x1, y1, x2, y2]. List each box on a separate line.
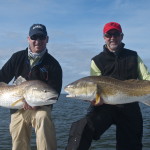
[103, 29, 123, 52]
[28, 34, 48, 53]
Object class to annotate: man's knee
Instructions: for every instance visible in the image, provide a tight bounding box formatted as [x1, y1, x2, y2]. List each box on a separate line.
[33, 106, 52, 129]
[36, 106, 51, 119]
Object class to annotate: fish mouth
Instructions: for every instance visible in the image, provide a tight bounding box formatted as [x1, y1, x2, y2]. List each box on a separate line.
[47, 97, 58, 100]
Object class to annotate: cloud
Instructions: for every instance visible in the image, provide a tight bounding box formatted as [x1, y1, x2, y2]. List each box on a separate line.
[0, 0, 150, 93]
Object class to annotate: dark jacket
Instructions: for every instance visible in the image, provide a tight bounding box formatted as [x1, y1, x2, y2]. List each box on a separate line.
[91, 43, 141, 110]
[0, 48, 62, 113]
[92, 43, 138, 80]
[0, 48, 62, 94]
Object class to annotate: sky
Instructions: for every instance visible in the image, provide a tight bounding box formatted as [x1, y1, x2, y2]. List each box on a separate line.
[0, 0, 150, 93]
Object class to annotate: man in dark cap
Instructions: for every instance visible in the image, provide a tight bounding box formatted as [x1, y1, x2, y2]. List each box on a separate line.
[66, 22, 150, 150]
[0, 24, 62, 150]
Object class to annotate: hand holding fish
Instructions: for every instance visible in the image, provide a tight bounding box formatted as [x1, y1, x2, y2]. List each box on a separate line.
[23, 100, 33, 110]
[23, 100, 40, 110]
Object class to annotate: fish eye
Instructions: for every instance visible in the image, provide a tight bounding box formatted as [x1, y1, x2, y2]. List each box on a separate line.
[43, 90, 47, 92]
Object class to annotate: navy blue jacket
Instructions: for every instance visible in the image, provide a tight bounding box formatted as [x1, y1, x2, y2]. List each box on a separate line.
[0, 48, 62, 94]
[0, 48, 62, 114]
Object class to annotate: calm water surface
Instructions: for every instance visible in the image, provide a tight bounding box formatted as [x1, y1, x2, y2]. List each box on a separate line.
[0, 94, 150, 150]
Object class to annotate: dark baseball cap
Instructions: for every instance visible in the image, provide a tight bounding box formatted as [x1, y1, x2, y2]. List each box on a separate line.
[29, 24, 47, 37]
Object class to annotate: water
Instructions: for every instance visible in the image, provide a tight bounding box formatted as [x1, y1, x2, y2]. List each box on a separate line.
[0, 94, 150, 150]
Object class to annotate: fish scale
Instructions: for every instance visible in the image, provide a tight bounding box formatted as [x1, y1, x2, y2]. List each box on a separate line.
[0, 76, 58, 109]
[64, 76, 150, 106]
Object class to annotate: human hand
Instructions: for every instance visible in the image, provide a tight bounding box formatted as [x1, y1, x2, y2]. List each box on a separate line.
[23, 100, 40, 110]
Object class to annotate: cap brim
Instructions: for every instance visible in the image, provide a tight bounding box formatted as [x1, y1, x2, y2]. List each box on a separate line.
[29, 31, 47, 37]
[104, 28, 122, 33]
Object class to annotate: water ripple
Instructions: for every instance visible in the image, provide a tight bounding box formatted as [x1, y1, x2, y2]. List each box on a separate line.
[0, 94, 150, 150]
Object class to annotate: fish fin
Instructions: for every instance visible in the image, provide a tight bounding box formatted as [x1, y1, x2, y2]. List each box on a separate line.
[123, 79, 150, 85]
[0, 82, 8, 86]
[95, 93, 101, 105]
[11, 98, 24, 106]
[123, 79, 137, 82]
[142, 100, 150, 106]
[13, 76, 26, 85]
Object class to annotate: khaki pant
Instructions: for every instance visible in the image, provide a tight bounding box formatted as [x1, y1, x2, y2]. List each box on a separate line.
[10, 106, 57, 150]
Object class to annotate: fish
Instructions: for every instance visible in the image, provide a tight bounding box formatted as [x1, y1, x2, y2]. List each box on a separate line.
[0, 76, 58, 109]
[64, 76, 150, 106]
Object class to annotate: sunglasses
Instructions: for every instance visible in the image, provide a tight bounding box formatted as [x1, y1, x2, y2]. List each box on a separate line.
[30, 35, 47, 40]
[104, 32, 122, 38]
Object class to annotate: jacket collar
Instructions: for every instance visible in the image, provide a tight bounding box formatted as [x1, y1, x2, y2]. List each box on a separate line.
[103, 43, 125, 56]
